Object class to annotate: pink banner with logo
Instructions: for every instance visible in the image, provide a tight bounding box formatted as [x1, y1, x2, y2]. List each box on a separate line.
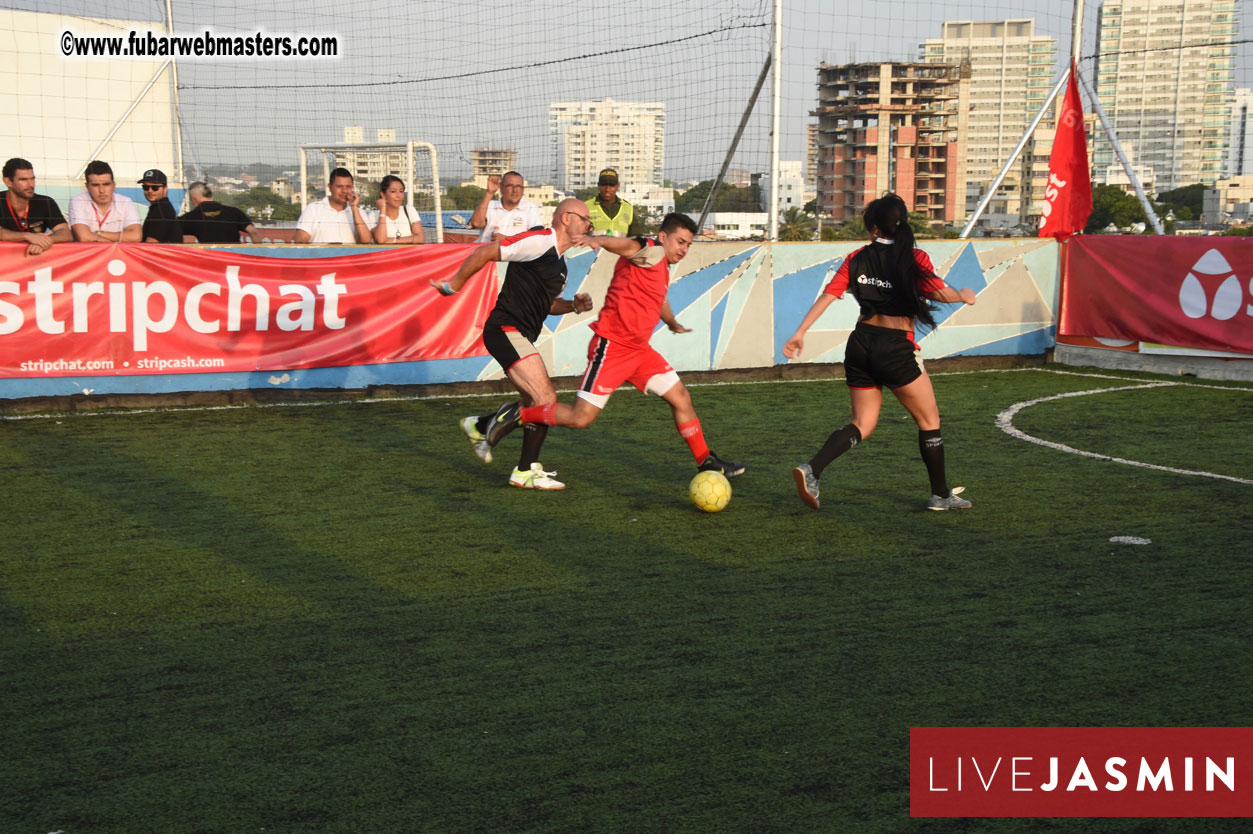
[0, 242, 497, 378]
[1060, 237, 1253, 354]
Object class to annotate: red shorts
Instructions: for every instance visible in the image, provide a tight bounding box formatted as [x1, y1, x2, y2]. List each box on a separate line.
[577, 334, 679, 407]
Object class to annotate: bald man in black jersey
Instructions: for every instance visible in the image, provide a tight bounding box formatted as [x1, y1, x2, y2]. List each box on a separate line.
[434, 198, 594, 490]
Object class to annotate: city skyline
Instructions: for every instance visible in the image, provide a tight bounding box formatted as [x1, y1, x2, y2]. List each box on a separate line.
[5, 0, 1247, 196]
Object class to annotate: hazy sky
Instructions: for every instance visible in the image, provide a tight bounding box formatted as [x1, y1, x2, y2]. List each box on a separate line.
[10, 0, 1250, 182]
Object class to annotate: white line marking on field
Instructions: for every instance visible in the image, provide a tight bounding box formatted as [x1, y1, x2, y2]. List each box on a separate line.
[996, 382, 1253, 485]
[2, 366, 1249, 422]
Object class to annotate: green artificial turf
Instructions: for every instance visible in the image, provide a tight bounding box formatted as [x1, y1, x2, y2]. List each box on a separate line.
[1, 366, 1249, 833]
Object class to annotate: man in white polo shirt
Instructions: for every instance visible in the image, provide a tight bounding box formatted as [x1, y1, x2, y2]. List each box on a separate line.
[294, 167, 373, 244]
[469, 171, 542, 242]
[68, 160, 142, 243]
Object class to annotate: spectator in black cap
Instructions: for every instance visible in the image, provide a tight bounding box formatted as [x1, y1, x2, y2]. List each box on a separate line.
[1, 157, 71, 256]
[180, 182, 260, 243]
[585, 167, 646, 237]
[139, 168, 182, 244]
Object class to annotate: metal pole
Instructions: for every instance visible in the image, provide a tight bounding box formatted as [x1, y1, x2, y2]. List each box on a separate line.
[960, 67, 1071, 238]
[76, 61, 172, 178]
[767, 0, 783, 240]
[165, 0, 183, 191]
[1071, 0, 1085, 64]
[406, 143, 415, 211]
[1073, 64, 1164, 234]
[697, 56, 771, 236]
[416, 142, 443, 243]
[299, 148, 308, 206]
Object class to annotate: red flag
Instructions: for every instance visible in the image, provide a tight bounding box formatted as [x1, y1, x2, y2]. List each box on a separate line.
[1039, 60, 1092, 239]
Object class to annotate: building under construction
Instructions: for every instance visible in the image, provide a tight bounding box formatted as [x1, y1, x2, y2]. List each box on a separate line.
[813, 61, 970, 225]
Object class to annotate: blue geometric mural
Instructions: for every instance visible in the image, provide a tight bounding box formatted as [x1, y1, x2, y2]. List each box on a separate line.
[0, 240, 1061, 399]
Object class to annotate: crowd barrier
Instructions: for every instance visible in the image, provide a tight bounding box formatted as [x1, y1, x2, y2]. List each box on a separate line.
[1058, 236, 1253, 376]
[0, 238, 1062, 402]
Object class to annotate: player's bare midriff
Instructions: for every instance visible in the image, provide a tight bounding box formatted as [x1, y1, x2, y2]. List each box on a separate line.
[860, 312, 914, 331]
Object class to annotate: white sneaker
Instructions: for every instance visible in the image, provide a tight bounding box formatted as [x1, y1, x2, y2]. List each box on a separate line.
[461, 416, 486, 442]
[509, 462, 565, 491]
[928, 486, 971, 511]
[461, 417, 491, 464]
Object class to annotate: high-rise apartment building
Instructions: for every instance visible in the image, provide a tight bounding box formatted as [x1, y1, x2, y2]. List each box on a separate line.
[470, 148, 518, 179]
[812, 62, 970, 225]
[1094, 0, 1238, 191]
[1227, 87, 1253, 177]
[806, 123, 820, 192]
[921, 20, 1057, 224]
[336, 127, 407, 185]
[549, 98, 664, 191]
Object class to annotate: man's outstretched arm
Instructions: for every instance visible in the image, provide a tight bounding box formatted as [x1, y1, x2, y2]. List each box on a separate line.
[432, 242, 501, 295]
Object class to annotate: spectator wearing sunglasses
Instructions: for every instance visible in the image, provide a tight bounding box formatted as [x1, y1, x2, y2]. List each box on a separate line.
[138, 169, 182, 244]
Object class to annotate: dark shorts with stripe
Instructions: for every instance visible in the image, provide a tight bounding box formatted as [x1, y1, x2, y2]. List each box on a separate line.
[843, 322, 924, 389]
[482, 323, 541, 373]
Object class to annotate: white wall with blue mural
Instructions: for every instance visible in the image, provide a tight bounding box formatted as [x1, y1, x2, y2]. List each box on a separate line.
[0, 240, 1059, 400]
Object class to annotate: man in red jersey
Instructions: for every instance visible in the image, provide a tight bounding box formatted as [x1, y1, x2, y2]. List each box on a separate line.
[487, 212, 745, 478]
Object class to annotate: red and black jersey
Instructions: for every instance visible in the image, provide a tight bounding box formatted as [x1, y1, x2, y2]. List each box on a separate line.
[824, 242, 946, 319]
[590, 237, 669, 349]
[485, 228, 569, 342]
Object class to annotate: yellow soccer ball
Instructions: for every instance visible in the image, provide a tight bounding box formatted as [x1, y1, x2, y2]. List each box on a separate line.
[689, 470, 732, 513]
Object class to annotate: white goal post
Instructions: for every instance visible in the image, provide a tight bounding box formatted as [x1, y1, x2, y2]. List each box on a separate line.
[298, 142, 444, 242]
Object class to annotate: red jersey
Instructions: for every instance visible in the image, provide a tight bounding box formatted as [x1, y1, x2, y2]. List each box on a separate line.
[590, 237, 670, 349]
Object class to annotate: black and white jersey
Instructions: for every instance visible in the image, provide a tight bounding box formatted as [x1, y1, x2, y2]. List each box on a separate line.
[485, 228, 568, 342]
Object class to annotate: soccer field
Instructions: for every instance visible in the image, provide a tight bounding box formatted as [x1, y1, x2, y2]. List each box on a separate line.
[2, 366, 1250, 833]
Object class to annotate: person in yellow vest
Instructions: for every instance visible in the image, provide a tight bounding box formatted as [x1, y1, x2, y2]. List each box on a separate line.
[585, 168, 647, 237]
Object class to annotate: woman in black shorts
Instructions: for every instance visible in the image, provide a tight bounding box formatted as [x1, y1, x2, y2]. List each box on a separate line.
[782, 194, 976, 511]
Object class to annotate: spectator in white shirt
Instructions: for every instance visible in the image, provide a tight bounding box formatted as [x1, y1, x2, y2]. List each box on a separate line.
[294, 167, 373, 244]
[469, 171, 542, 242]
[372, 175, 425, 244]
[69, 160, 142, 243]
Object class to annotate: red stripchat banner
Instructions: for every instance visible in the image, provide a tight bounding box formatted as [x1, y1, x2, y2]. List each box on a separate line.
[0, 242, 498, 378]
[1060, 236, 1253, 354]
[910, 727, 1253, 817]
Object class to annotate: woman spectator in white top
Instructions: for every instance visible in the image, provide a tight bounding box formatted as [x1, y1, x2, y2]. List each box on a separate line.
[372, 176, 425, 244]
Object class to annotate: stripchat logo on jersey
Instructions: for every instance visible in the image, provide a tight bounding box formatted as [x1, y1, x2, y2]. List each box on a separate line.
[1178, 249, 1247, 321]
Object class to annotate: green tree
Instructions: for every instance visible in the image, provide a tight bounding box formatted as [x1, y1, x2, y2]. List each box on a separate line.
[908, 211, 938, 239]
[1155, 184, 1205, 219]
[821, 221, 866, 241]
[778, 207, 816, 241]
[443, 185, 486, 210]
[675, 180, 762, 213]
[1085, 185, 1146, 233]
[574, 187, 598, 203]
[219, 186, 301, 222]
